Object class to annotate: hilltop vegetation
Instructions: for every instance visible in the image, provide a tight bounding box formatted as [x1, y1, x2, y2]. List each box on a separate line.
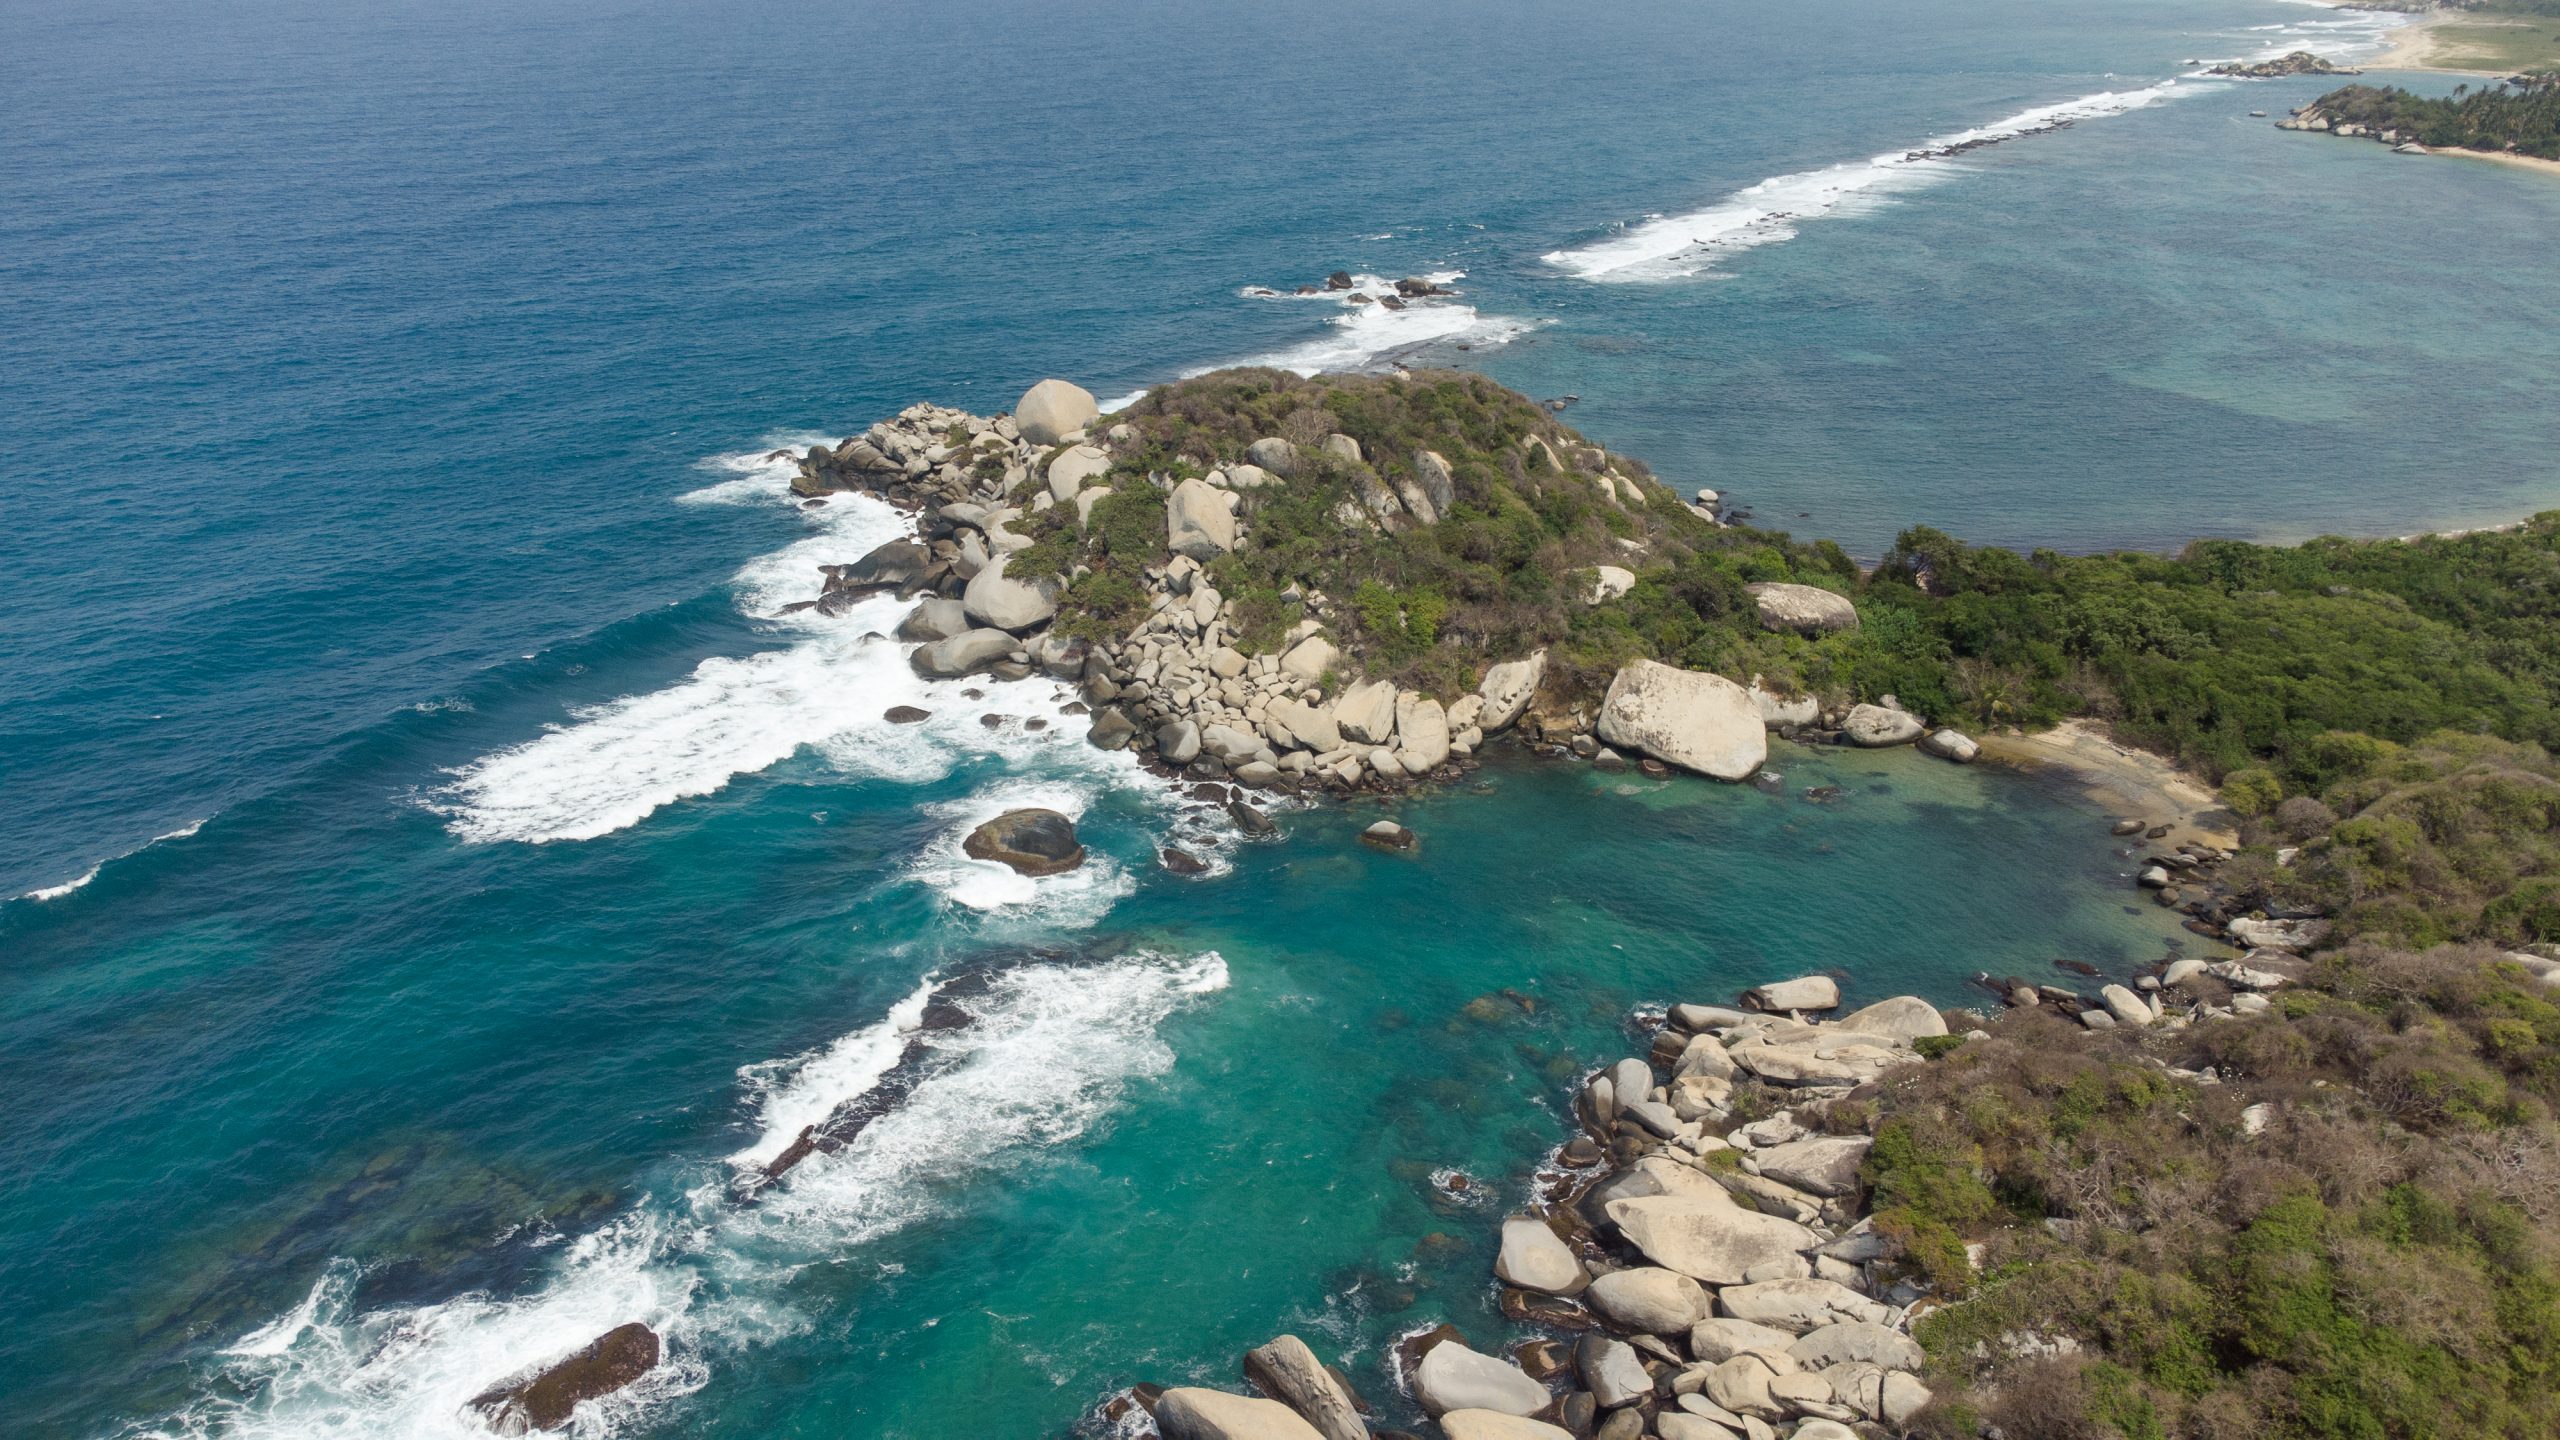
[1011, 368, 1859, 693]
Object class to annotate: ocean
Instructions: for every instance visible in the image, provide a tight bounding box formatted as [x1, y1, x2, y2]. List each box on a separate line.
[2, 0, 2553, 1435]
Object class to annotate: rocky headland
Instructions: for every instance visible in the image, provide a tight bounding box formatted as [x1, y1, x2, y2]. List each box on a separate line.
[782, 369, 1988, 829]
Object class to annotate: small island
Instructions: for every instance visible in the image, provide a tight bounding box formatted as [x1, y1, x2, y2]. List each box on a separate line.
[2205, 50, 2360, 78]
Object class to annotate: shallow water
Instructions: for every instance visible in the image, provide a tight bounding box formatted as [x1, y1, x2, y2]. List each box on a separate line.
[0, 0, 2531, 1433]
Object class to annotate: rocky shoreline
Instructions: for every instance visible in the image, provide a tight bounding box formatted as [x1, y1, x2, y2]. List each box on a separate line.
[783, 379, 1990, 857]
[1094, 900, 2320, 1440]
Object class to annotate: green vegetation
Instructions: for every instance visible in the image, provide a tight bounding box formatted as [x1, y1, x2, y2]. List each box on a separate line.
[1026, 368, 2560, 1437]
[1024, 368, 1855, 694]
[1861, 521, 2560, 791]
[1877, 942, 2560, 1440]
[2310, 75, 2560, 159]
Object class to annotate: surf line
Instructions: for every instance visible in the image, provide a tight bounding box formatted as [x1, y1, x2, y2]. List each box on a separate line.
[1544, 78, 2205, 283]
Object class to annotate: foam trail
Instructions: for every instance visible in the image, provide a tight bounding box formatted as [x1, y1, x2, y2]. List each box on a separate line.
[16, 820, 206, 904]
[725, 951, 1229, 1249]
[1545, 82, 2194, 283]
[128, 951, 1226, 1440]
[730, 976, 939, 1164]
[1100, 271, 1538, 412]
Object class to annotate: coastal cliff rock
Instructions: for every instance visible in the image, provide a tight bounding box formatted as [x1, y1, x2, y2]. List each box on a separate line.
[1594, 660, 1766, 780]
[468, 1323, 661, 1435]
[961, 808, 1086, 876]
[1013, 378, 1099, 446]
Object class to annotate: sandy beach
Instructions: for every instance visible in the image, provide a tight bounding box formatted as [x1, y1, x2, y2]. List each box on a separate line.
[1975, 718, 2239, 850]
[2371, 7, 2559, 76]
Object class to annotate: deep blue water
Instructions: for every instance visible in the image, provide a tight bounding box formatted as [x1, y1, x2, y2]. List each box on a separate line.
[3, 0, 2555, 1435]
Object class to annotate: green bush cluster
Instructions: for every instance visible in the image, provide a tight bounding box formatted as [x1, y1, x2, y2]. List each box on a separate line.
[2311, 76, 2560, 160]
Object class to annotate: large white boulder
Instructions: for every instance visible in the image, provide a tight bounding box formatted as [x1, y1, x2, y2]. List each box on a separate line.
[1013, 378, 1099, 446]
[1715, 1278, 1892, 1332]
[1745, 583, 1860, 636]
[1495, 1216, 1588, 1296]
[1606, 1196, 1819, 1284]
[1415, 449, 1457, 515]
[1395, 693, 1451, 773]
[1333, 680, 1399, 745]
[1584, 565, 1637, 605]
[961, 557, 1061, 633]
[1153, 1387, 1326, 1440]
[1413, 1342, 1549, 1417]
[1279, 635, 1336, 683]
[1752, 1136, 1871, 1198]
[1841, 703, 1923, 747]
[1596, 661, 1766, 781]
[1836, 995, 1946, 1042]
[1477, 651, 1545, 730]
[1046, 444, 1111, 501]
[1167, 477, 1239, 560]
[1585, 1266, 1713, 1333]
[1747, 681, 1820, 730]
[1744, 975, 1839, 1012]
[1267, 698, 1341, 752]
[1788, 1321, 1924, 1373]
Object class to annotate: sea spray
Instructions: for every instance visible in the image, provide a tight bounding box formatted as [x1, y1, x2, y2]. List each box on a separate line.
[1544, 82, 2201, 283]
[130, 950, 1227, 1440]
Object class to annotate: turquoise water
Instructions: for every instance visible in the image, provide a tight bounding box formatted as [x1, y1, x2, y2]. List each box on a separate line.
[0, 0, 2543, 1433]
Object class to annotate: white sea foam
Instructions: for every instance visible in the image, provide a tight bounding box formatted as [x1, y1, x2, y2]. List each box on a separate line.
[730, 976, 939, 1165]
[1098, 271, 1537, 412]
[725, 950, 1228, 1249]
[1544, 82, 2197, 283]
[910, 777, 1137, 921]
[441, 449, 1204, 845]
[135, 950, 1225, 1440]
[16, 820, 206, 904]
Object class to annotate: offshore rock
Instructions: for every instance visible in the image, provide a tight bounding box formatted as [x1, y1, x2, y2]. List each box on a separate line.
[962, 808, 1086, 876]
[468, 1323, 660, 1435]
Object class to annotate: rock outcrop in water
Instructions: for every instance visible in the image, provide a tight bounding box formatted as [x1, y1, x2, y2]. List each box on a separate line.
[962, 808, 1087, 876]
[467, 1322, 661, 1434]
[2206, 50, 2357, 78]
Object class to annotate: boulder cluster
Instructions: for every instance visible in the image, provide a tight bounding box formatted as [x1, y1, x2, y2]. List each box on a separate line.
[2208, 50, 2355, 79]
[1106, 981, 1960, 1440]
[2274, 101, 2422, 153]
[789, 383, 1985, 800]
